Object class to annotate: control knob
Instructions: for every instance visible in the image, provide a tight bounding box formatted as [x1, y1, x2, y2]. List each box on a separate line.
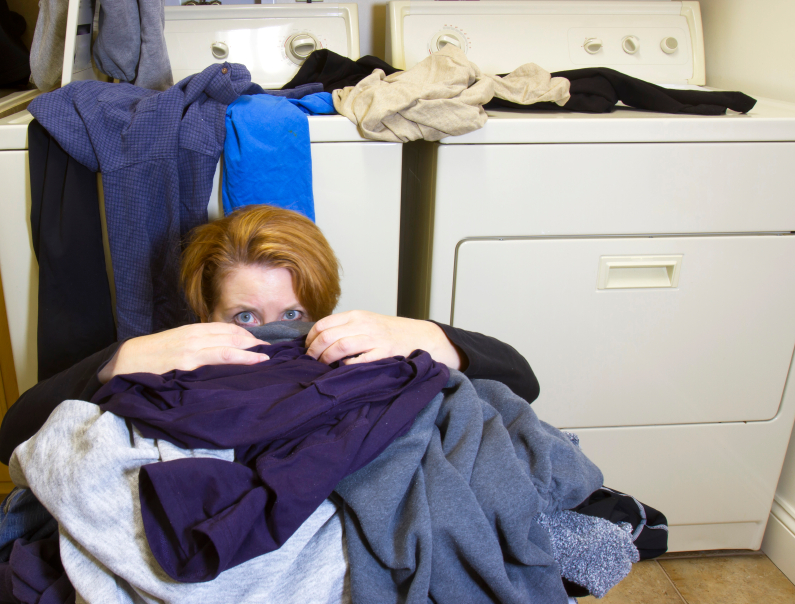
[211, 41, 229, 60]
[429, 29, 468, 54]
[622, 35, 640, 55]
[286, 32, 320, 64]
[583, 38, 603, 54]
[660, 36, 679, 54]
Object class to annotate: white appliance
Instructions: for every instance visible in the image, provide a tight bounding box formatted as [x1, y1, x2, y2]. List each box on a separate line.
[0, 3, 402, 395]
[391, 0, 795, 552]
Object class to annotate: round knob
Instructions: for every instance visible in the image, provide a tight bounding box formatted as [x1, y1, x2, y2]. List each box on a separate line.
[583, 38, 603, 54]
[660, 36, 678, 54]
[286, 32, 320, 64]
[211, 41, 229, 60]
[436, 33, 462, 51]
[622, 35, 640, 55]
[429, 30, 468, 55]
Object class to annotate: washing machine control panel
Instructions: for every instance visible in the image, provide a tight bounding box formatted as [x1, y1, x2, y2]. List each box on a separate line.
[164, 4, 358, 87]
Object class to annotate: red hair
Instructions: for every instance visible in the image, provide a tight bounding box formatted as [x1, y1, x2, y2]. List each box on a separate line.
[181, 205, 340, 322]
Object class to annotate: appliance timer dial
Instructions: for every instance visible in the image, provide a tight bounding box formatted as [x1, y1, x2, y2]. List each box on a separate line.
[286, 33, 320, 65]
[429, 29, 468, 54]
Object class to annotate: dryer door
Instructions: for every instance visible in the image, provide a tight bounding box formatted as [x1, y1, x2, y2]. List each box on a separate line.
[451, 234, 795, 428]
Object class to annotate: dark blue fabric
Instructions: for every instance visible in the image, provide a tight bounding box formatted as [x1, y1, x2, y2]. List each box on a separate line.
[0, 536, 74, 604]
[0, 490, 57, 564]
[259, 82, 324, 98]
[91, 337, 449, 583]
[222, 92, 335, 220]
[28, 63, 255, 339]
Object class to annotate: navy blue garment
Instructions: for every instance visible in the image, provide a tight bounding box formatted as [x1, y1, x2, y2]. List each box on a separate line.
[91, 337, 449, 583]
[27, 63, 255, 339]
[0, 536, 74, 604]
[222, 92, 336, 219]
[258, 82, 324, 99]
[28, 119, 117, 382]
[0, 490, 57, 564]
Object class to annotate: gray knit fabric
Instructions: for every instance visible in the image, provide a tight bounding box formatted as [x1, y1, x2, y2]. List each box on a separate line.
[93, 0, 173, 90]
[334, 372, 604, 604]
[247, 320, 314, 343]
[537, 510, 639, 598]
[10, 400, 349, 604]
[30, 0, 69, 90]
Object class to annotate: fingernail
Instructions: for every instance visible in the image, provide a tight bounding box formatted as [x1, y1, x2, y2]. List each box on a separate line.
[259, 354, 270, 361]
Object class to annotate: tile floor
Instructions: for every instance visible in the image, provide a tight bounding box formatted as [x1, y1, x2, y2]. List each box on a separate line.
[579, 551, 795, 604]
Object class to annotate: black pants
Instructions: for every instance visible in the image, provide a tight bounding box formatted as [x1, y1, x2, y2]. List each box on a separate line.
[28, 119, 116, 381]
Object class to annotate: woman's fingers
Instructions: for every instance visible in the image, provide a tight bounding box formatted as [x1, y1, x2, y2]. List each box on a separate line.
[193, 346, 270, 370]
[314, 334, 375, 365]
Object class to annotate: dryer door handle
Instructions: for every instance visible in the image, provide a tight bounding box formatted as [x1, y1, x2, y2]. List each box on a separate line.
[597, 255, 683, 290]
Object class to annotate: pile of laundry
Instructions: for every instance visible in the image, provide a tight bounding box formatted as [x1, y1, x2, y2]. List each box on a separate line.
[0, 323, 667, 604]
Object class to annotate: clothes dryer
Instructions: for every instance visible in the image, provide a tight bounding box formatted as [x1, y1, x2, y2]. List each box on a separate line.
[0, 3, 402, 395]
[391, 0, 795, 551]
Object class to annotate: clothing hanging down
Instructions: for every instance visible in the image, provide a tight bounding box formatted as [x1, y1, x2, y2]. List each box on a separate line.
[485, 66, 757, 114]
[331, 45, 570, 142]
[91, 336, 450, 582]
[334, 374, 604, 604]
[223, 92, 336, 220]
[0, 0, 29, 87]
[27, 63, 257, 339]
[27, 120, 117, 382]
[29, 0, 68, 90]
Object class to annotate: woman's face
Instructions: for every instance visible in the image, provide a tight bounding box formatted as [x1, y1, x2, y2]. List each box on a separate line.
[209, 264, 310, 327]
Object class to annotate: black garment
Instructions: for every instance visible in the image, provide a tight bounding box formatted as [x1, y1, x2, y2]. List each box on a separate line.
[433, 321, 539, 404]
[485, 67, 757, 115]
[282, 49, 399, 93]
[562, 486, 669, 598]
[0, 342, 122, 465]
[0, 0, 29, 87]
[573, 486, 669, 560]
[28, 120, 117, 382]
[0, 324, 537, 465]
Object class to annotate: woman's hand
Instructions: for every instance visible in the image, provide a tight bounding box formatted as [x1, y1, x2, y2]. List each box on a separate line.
[305, 310, 464, 369]
[98, 323, 270, 383]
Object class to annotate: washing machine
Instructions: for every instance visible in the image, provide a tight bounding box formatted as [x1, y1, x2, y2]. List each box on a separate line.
[391, 0, 795, 552]
[0, 2, 403, 396]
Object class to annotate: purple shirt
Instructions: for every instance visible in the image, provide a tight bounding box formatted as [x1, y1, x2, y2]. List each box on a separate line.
[92, 337, 449, 583]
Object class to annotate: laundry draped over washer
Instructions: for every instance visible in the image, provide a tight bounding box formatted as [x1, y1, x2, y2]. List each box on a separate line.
[332, 45, 571, 142]
[27, 63, 256, 339]
[282, 49, 757, 140]
[223, 92, 336, 220]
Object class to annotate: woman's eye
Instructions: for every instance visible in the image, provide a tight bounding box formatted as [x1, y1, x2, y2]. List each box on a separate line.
[283, 310, 302, 321]
[234, 311, 258, 325]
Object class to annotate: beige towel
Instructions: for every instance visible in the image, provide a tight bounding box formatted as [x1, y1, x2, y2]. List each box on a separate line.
[333, 45, 570, 142]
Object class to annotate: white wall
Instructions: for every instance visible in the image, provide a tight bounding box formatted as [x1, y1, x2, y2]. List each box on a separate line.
[697, 0, 795, 581]
[699, 0, 795, 103]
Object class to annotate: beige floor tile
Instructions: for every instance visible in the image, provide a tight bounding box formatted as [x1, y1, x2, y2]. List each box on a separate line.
[578, 561, 685, 604]
[659, 555, 795, 604]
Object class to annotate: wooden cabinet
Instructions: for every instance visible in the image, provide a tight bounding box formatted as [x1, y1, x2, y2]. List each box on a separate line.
[0, 268, 19, 496]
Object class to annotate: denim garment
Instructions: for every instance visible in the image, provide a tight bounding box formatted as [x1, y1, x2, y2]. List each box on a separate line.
[92, 337, 449, 583]
[222, 92, 336, 220]
[28, 63, 255, 339]
[0, 488, 57, 563]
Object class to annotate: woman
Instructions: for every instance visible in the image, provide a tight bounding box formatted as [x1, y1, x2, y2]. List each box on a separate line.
[0, 205, 538, 464]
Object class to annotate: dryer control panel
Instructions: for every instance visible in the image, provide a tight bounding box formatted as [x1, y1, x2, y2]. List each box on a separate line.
[387, 1, 705, 86]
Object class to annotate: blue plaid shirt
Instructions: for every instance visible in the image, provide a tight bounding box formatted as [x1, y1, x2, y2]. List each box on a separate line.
[29, 63, 254, 339]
